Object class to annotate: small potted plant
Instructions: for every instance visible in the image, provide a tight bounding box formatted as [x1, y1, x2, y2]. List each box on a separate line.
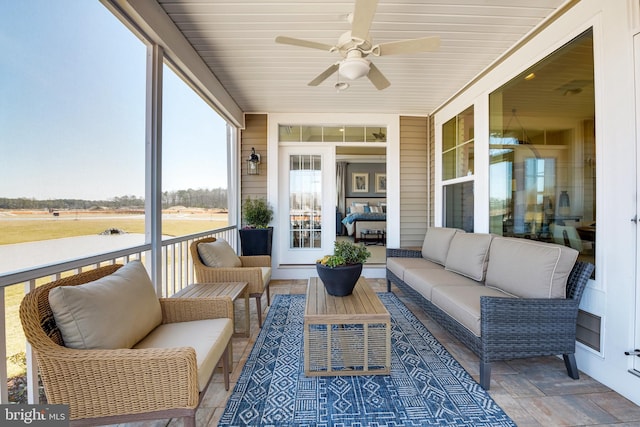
[239, 197, 274, 256]
[316, 240, 371, 296]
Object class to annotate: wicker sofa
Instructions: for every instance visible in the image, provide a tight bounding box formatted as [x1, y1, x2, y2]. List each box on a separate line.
[20, 261, 234, 427]
[386, 227, 595, 390]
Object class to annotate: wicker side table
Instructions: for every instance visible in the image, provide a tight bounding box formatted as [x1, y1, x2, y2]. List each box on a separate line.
[304, 277, 391, 376]
[172, 282, 250, 338]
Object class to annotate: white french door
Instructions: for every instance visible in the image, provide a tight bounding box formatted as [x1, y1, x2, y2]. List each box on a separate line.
[278, 145, 335, 264]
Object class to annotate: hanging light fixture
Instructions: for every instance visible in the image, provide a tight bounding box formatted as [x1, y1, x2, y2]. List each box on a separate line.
[503, 108, 531, 144]
[335, 68, 350, 92]
[339, 57, 370, 80]
[247, 147, 261, 175]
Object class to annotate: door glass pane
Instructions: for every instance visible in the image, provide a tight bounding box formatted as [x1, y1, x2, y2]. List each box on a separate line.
[289, 155, 322, 248]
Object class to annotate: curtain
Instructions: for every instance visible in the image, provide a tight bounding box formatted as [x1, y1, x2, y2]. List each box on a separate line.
[336, 161, 347, 216]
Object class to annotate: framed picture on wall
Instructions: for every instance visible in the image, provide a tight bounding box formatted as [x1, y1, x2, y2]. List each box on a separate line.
[352, 172, 369, 193]
[375, 173, 387, 193]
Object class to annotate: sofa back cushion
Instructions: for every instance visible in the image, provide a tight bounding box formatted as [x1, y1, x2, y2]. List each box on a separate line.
[485, 237, 579, 298]
[421, 227, 463, 265]
[445, 233, 493, 281]
[198, 239, 242, 268]
[48, 260, 162, 349]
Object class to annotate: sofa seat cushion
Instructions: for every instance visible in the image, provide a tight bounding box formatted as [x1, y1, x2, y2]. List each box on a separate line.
[404, 268, 481, 301]
[432, 285, 515, 337]
[48, 261, 162, 350]
[445, 233, 493, 281]
[485, 237, 578, 299]
[134, 318, 233, 392]
[198, 239, 242, 268]
[421, 227, 463, 265]
[387, 257, 443, 280]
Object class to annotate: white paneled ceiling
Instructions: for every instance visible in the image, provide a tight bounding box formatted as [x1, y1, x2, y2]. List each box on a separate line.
[156, 0, 568, 115]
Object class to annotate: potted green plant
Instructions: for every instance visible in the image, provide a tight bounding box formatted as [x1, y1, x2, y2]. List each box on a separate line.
[239, 197, 274, 256]
[316, 240, 371, 296]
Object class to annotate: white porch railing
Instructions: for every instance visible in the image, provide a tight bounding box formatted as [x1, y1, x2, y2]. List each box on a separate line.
[0, 226, 238, 404]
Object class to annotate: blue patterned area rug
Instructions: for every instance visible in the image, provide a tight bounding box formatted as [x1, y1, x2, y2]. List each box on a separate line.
[219, 293, 516, 426]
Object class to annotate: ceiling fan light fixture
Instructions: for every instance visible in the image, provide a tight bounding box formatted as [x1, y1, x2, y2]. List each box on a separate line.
[339, 57, 370, 80]
[335, 81, 350, 92]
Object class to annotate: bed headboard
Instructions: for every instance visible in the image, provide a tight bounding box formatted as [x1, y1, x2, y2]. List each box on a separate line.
[344, 197, 386, 214]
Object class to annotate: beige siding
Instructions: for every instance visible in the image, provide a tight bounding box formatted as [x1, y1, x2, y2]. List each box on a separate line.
[399, 116, 429, 247]
[241, 114, 268, 215]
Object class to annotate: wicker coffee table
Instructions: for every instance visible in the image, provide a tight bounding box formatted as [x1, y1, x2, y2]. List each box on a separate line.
[304, 276, 391, 376]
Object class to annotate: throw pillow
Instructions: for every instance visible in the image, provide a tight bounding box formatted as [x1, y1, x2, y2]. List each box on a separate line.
[48, 260, 162, 349]
[444, 233, 493, 281]
[421, 227, 463, 265]
[197, 239, 242, 268]
[485, 237, 578, 298]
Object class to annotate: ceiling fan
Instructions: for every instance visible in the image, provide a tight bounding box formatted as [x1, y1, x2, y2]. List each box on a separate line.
[275, 0, 440, 90]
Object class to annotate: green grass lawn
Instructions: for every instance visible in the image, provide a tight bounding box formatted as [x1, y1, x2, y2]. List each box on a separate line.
[2, 214, 229, 378]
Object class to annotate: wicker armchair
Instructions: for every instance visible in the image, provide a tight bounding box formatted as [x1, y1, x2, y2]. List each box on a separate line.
[19, 264, 234, 427]
[190, 237, 271, 326]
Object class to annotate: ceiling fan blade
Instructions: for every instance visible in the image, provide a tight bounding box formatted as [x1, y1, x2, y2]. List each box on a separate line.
[351, 0, 378, 41]
[308, 63, 340, 86]
[377, 36, 440, 56]
[275, 36, 335, 52]
[367, 63, 390, 90]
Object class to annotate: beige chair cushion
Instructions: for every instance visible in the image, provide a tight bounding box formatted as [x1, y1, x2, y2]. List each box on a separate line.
[421, 227, 463, 265]
[198, 239, 242, 268]
[432, 285, 515, 336]
[485, 237, 578, 299]
[134, 318, 233, 391]
[445, 233, 493, 281]
[48, 260, 162, 349]
[260, 267, 272, 285]
[386, 257, 443, 281]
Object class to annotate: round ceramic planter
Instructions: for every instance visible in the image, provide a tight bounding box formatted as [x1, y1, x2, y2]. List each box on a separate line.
[315, 262, 363, 296]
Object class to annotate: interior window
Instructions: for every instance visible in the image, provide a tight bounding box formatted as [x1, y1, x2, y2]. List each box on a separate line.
[442, 106, 474, 231]
[488, 29, 595, 266]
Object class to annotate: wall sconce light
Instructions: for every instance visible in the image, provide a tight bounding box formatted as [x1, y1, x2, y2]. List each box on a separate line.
[247, 147, 261, 175]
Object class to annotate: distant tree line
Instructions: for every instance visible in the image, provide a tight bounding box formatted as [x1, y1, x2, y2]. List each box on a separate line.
[162, 188, 227, 209]
[0, 188, 228, 210]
